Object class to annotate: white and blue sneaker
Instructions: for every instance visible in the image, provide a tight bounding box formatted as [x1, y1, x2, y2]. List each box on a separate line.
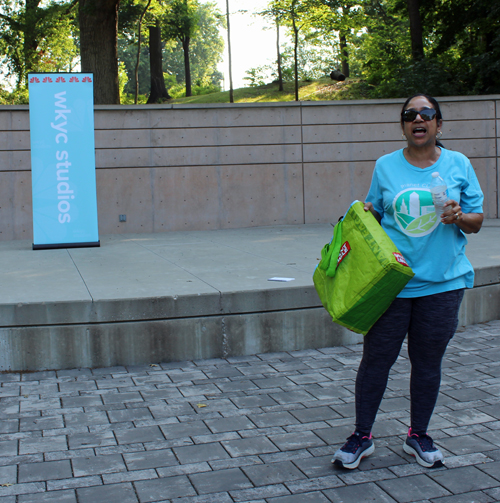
[403, 428, 445, 468]
[331, 432, 375, 469]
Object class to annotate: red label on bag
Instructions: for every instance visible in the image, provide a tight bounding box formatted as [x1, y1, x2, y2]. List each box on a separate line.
[393, 252, 409, 267]
[337, 241, 351, 265]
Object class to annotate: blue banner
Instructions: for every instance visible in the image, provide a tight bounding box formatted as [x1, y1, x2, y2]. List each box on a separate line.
[29, 73, 99, 249]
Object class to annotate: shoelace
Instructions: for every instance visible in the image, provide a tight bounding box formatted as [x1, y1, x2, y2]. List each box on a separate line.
[342, 433, 368, 453]
[411, 433, 435, 452]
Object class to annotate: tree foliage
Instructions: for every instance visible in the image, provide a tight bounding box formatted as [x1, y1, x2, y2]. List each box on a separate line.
[117, 0, 223, 101]
[312, 0, 365, 77]
[424, 0, 500, 94]
[257, 3, 285, 91]
[1, 0, 499, 103]
[163, 1, 224, 90]
[355, 0, 500, 97]
[267, 0, 325, 100]
[161, 0, 199, 97]
[256, 0, 500, 98]
[0, 0, 78, 87]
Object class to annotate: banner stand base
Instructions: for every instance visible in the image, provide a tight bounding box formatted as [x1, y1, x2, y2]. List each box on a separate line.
[33, 241, 100, 251]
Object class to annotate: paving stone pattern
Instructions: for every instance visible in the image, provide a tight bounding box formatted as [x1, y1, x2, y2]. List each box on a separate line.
[1, 321, 500, 503]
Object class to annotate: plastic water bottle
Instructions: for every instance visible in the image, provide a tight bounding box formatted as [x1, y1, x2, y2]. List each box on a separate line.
[430, 172, 448, 216]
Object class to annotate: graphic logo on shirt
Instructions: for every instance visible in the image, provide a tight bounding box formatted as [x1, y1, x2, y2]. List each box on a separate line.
[393, 188, 439, 237]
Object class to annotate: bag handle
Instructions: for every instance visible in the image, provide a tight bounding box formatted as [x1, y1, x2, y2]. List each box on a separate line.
[318, 200, 360, 277]
[319, 218, 343, 277]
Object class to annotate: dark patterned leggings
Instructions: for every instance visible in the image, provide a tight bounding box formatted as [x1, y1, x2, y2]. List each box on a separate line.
[355, 289, 464, 435]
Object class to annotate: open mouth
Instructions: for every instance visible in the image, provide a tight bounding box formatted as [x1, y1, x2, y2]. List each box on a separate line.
[412, 127, 427, 136]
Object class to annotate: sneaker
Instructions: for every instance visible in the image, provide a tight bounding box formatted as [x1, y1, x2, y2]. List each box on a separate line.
[403, 429, 444, 468]
[331, 432, 375, 469]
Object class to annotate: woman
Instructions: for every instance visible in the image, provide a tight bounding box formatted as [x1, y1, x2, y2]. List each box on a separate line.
[332, 94, 484, 469]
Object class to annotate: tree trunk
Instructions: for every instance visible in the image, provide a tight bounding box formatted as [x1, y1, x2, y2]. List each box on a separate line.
[339, 32, 349, 78]
[182, 36, 192, 97]
[147, 22, 171, 103]
[292, 17, 299, 102]
[135, 0, 152, 104]
[276, 17, 283, 91]
[79, 0, 120, 104]
[225, 0, 234, 102]
[406, 0, 424, 60]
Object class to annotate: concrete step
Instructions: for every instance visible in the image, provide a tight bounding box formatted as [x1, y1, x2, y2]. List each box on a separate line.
[1, 222, 499, 372]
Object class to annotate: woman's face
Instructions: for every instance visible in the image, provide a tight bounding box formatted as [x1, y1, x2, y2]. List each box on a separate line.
[402, 96, 442, 149]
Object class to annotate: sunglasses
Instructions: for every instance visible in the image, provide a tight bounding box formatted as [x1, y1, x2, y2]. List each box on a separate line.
[402, 108, 437, 122]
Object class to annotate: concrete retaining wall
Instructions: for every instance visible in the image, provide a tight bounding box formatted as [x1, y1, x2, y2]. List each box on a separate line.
[0, 307, 363, 371]
[2, 283, 499, 372]
[0, 96, 499, 241]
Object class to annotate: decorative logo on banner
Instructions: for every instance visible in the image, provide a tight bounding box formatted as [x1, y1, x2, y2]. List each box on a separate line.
[28, 73, 99, 249]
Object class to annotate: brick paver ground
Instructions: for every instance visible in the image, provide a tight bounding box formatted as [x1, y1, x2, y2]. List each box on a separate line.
[1, 320, 499, 503]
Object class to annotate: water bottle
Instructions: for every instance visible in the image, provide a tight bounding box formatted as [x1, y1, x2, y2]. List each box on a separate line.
[430, 172, 448, 216]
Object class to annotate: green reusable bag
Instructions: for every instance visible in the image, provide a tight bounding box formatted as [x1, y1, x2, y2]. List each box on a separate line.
[313, 201, 415, 335]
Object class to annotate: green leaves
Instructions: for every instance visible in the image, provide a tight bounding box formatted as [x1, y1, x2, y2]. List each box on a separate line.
[117, 0, 224, 99]
[0, 0, 78, 88]
[258, 0, 500, 98]
[162, 0, 200, 42]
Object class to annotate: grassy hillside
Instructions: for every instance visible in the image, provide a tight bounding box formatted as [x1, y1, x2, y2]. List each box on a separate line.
[169, 77, 371, 105]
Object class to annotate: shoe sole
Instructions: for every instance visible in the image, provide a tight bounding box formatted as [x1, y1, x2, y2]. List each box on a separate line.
[403, 442, 444, 468]
[332, 443, 375, 469]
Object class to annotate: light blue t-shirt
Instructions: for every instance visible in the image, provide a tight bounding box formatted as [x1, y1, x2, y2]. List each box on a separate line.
[366, 148, 484, 297]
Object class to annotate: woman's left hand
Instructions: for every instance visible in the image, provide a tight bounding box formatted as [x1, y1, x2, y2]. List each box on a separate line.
[440, 199, 462, 224]
[440, 199, 483, 234]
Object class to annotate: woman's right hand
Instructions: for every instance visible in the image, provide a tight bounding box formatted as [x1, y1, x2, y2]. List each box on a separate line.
[364, 201, 381, 223]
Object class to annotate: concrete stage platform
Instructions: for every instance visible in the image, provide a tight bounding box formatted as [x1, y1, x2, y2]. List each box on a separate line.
[2, 221, 500, 372]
